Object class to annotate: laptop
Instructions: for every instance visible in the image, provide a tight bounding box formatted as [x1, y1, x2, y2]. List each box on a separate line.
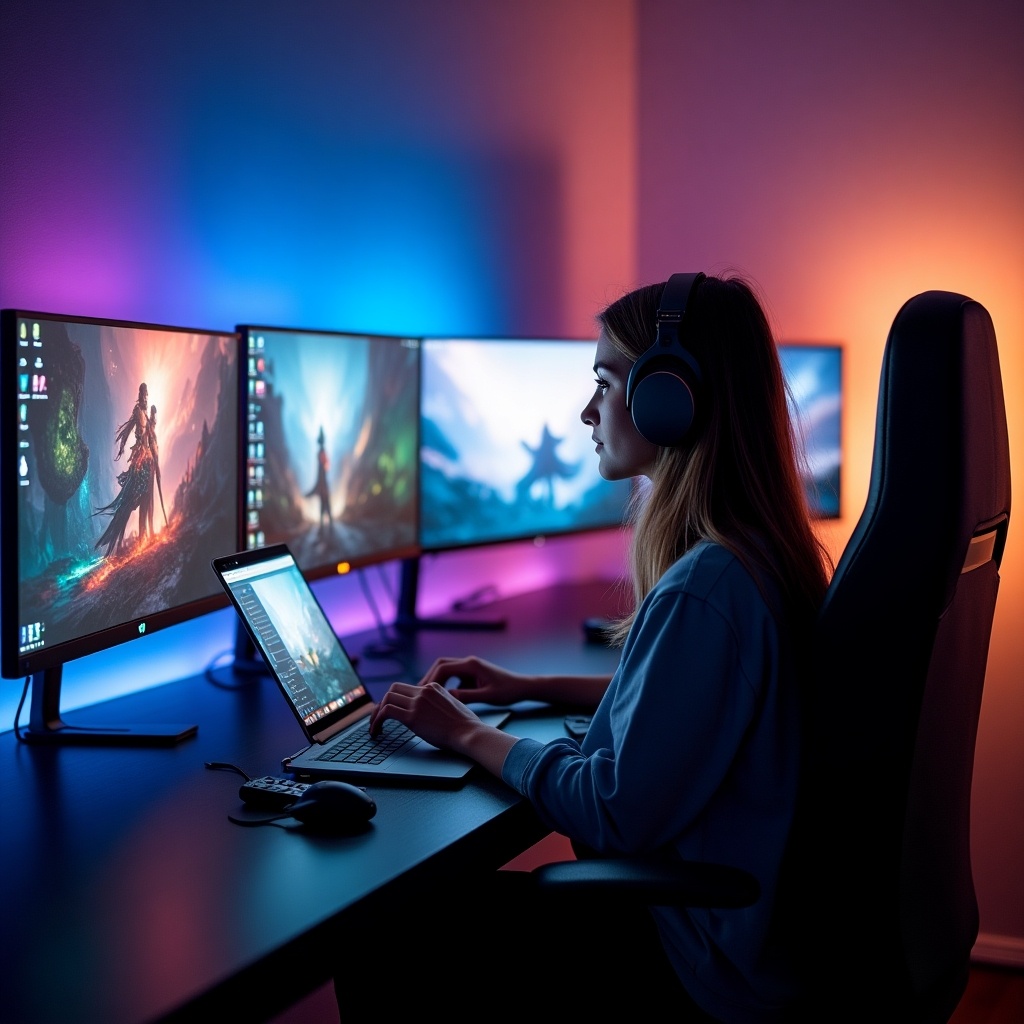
[211, 543, 510, 787]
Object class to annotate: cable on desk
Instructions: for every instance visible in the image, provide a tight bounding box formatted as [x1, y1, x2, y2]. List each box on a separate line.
[12, 675, 30, 743]
[204, 760, 253, 781]
[452, 584, 501, 612]
[355, 568, 417, 678]
[203, 648, 260, 690]
[372, 562, 397, 603]
[10, 676, 144, 739]
[357, 568, 400, 652]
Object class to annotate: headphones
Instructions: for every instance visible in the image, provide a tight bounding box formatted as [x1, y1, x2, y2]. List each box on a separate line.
[625, 272, 707, 447]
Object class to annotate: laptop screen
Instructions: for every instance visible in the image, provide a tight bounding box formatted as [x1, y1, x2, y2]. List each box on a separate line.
[216, 548, 372, 732]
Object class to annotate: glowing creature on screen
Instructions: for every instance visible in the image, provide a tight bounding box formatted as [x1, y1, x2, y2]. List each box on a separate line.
[420, 338, 633, 551]
[15, 317, 237, 658]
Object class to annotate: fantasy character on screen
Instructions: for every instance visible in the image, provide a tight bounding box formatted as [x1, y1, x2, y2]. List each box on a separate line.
[419, 337, 634, 553]
[240, 326, 420, 579]
[1, 310, 239, 743]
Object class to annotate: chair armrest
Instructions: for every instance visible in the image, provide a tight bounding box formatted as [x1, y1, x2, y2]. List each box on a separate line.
[530, 856, 760, 908]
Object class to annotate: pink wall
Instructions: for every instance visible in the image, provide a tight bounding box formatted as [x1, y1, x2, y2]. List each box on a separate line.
[636, 0, 1024, 962]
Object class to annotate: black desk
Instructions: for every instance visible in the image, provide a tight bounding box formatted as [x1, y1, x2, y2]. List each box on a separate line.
[0, 579, 623, 1023]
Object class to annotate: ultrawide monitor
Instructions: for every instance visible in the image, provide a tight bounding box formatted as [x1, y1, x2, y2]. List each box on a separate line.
[419, 336, 633, 553]
[0, 309, 240, 742]
[238, 326, 420, 578]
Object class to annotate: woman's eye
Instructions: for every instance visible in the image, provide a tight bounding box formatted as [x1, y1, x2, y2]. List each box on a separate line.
[594, 377, 609, 393]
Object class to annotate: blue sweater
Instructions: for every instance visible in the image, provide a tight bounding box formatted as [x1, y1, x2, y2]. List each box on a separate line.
[501, 541, 805, 1023]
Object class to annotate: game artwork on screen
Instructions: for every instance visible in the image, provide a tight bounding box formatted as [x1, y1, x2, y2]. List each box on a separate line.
[419, 339, 632, 551]
[239, 565, 364, 724]
[245, 331, 418, 572]
[17, 319, 237, 656]
[778, 344, 842, 519]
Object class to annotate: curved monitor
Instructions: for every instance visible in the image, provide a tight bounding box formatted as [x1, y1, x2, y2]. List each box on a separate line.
[0, 309, 240, 743]
[419, 336, 633, 553]
[238, 325, 420, 578]
[778, 343, 842, 519]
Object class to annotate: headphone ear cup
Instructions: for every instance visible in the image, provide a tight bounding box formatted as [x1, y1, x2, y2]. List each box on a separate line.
[627, 358, 699, 447]
[625, 272, 706, 447]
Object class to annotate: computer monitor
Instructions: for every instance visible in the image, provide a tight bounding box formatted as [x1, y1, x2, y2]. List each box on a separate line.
[237, 325, 420, 576]
[778, 343, 842, 519]
[0, 309, 241, 744]
[399, 336, 633, 630]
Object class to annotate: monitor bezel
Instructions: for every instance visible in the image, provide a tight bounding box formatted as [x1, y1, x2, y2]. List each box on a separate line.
[0, 308, 242, 680]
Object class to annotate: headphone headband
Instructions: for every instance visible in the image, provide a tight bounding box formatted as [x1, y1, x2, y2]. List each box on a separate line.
[658, 272, 706, 327]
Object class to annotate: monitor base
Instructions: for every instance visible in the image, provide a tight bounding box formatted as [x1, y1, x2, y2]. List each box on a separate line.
[22, 720, 198, 746]
[395, 614, 507, 633]
[26, 667, 197, 747]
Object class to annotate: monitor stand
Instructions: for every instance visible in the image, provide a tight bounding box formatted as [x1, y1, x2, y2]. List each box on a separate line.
[230, 620, 269, 676]
[393, 556, 507, 634]
[23, 666, 198, 746]
[230, 614, 362, 673]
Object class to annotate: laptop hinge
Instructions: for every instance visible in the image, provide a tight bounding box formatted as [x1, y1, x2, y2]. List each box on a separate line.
[311, 701, 373, 744]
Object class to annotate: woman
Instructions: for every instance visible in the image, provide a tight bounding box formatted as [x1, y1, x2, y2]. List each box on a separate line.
[360, 273, 832, 1023]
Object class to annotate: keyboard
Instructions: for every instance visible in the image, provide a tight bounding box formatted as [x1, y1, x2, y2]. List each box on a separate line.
[316, 717, 415, 764]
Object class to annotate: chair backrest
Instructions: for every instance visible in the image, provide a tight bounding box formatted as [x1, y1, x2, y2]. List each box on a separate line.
[802, 290, 1011, 1020]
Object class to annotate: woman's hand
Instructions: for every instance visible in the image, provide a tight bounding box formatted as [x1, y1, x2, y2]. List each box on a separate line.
[368, 680, 478, 747]
[414, 655, 535, 706]
[415, 656, 611, 710]
[368, 680, 518, 776]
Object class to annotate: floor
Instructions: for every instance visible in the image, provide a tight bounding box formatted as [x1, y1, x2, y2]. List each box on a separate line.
[948, 965, 1024, 1024]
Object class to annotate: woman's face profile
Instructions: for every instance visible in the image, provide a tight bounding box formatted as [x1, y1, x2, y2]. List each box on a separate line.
[581, 330, 659, 481]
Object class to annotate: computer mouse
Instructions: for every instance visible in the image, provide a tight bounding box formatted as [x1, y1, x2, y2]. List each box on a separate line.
[286, 780, 377, 832]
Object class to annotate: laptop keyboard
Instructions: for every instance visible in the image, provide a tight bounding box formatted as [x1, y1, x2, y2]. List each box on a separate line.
[316, 717, 415, 764]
